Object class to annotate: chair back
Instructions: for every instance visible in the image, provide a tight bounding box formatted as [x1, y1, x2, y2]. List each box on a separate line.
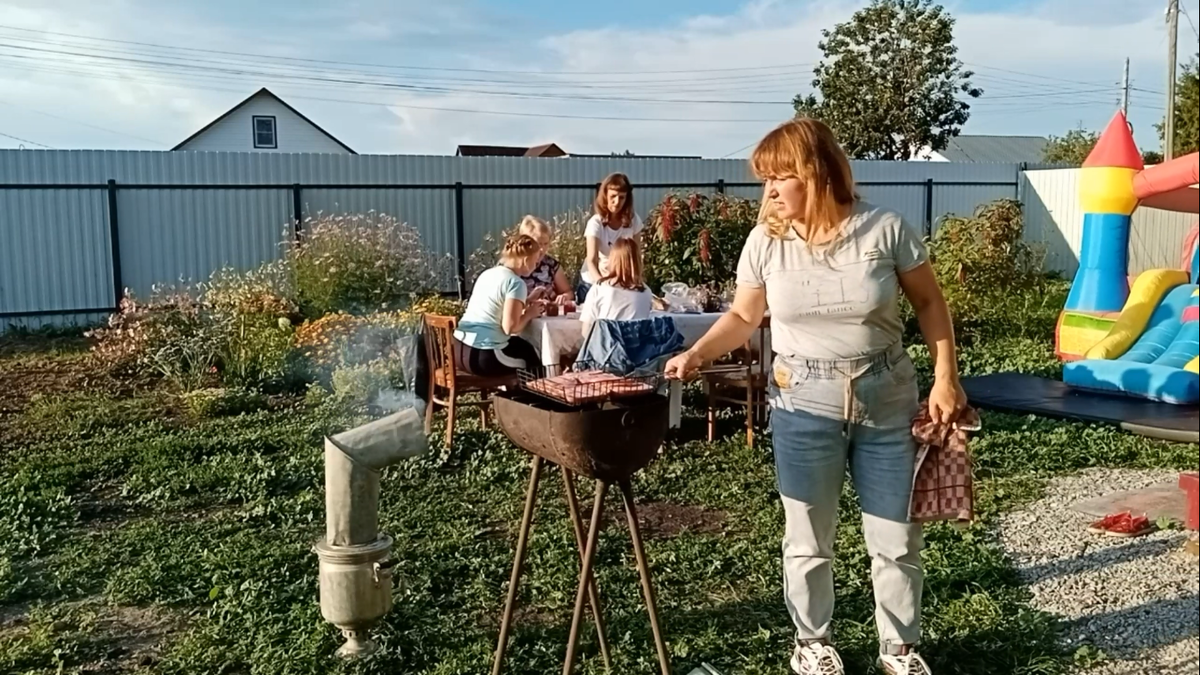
[422, 314, 458, 389]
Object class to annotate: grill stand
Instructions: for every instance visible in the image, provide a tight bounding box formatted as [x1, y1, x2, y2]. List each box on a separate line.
[491, 454, 671, 675]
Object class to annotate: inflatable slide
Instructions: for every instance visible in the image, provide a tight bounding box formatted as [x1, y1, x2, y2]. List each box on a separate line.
[1056, 112, 1199, 404]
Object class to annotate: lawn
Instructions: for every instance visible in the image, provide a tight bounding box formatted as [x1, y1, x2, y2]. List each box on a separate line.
[1, 322, 1194, 675]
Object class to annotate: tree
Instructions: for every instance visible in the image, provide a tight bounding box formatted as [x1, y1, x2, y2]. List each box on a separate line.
[1044, 127, 1165, 166]
[1043, 128, 1099, 165]
[793, 0, 982, 161]
[1156, 56, 1199, 157]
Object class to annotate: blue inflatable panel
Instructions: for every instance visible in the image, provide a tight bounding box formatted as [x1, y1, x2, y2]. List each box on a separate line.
[1064, 359, 1200, 405]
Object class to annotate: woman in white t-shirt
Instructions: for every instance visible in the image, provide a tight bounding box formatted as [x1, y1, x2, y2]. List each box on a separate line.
[579, 237, 653, 333]
[577, 172, 644, 302]
[664, 119, 968, 675]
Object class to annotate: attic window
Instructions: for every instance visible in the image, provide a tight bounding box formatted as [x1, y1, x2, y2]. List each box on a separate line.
[252, 116, 277, 149]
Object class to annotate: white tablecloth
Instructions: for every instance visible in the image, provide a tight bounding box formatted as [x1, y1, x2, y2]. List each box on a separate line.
[522, 311, 736, 369]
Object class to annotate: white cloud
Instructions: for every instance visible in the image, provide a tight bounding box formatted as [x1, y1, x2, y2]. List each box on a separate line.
[1, 0, 1196, 155]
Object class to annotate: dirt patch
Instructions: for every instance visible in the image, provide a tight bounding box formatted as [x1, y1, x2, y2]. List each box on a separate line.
[478, 603, 559, 629]
[570, 500, 729, 539]
[88, 604, 184, 671]
[623, 501, 728, 538]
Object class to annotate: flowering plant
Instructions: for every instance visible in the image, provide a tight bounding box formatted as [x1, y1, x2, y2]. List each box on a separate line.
[642, 192, 757, 293]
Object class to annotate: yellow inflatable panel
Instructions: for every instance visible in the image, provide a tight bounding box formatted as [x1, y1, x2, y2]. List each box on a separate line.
[1085, 269, 1189, 360]
[1186, 357, 1199, 374]
[1078, 167, 1139, 214]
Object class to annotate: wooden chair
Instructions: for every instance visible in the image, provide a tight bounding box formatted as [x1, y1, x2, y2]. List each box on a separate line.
[702, 316, 771, 447]
[422, 314, 520, 448]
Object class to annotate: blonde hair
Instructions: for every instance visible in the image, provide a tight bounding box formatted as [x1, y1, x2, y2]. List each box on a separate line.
[598, 237, 645, 291]
[517, 214, 553, 243]
[595, 172, 634, 228]
[500, 233, 541, 268]
[750, 118, 858, 240]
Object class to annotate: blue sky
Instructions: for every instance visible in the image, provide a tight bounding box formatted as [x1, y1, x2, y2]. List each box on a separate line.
[1, 0, 1197, 156]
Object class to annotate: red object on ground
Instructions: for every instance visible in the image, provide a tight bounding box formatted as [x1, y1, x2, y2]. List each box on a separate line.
[1089, 512, 1152, 535]
[1180, 472, 1199, 531]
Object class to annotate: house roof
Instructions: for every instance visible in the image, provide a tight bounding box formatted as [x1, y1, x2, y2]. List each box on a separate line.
[934, 135, 1048, 164]
[456, 143, 567, 157]
[172, 88, 356, 154]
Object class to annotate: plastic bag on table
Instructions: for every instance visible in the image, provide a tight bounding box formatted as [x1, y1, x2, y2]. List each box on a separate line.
[661, 282, 703, 314]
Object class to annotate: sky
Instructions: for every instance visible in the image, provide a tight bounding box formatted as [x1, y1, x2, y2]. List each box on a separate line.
[1, 0, 1198, 157]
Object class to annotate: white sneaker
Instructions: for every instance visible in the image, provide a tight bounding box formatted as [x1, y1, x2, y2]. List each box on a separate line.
[879, 651, 932, 675]
[790, 642, 844, 675]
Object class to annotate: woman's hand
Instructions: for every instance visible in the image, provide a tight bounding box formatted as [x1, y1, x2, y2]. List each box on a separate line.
[928, 375, 968, 424]
[524, 300, 546, 318]
[528, 286, 550, 302]
[664, 349, 704, 381]
[554, 292, 574, 305]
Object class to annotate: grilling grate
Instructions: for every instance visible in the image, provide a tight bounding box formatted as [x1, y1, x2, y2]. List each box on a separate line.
[518, 364, 662, 408]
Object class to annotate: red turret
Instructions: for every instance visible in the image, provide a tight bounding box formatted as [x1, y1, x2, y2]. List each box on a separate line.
[1083, 111, 1144, 170]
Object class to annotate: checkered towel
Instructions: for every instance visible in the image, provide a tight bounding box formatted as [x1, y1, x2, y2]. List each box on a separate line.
[909, 401, 981, 525]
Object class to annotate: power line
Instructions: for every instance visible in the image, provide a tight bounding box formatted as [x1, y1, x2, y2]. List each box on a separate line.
[0, 23, 814, 77]
[1181, 4, 1199, 39]
[0, 100, 166, 145]
[0, 130, 53, 148]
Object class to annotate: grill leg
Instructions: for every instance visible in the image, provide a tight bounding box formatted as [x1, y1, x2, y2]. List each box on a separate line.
[562, 469, 613, 670]
[492, 455, 543, 675]
[563, 480, 608, 675]
[619, 479, 672, 675]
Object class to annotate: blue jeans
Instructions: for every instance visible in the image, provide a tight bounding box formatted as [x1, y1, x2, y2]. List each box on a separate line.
[768, 343, 923, 655]
[574, 281, 592, 305]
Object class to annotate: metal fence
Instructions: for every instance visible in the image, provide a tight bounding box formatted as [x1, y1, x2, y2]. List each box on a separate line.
[0, 150, 1031, 331]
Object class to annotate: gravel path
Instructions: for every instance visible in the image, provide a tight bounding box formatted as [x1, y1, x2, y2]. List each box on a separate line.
[997, 468, 1199, 675]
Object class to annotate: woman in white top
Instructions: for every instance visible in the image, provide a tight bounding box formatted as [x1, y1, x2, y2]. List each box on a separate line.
[452, 234, 545, 377]
[665, 119, 967, 675]
[579, 237, 653, 333]
[577, 172, 644, 303]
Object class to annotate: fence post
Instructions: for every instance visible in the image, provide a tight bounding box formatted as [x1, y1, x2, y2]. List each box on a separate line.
[923, 178, 935, 238]
[292, 183, 303, 238]
[454, 182, 466, 299]
[106, 179, 124, 306]
[716, 179, 726, 194]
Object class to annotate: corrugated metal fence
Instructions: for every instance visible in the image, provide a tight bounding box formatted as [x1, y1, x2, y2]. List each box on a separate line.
[1021, 168, 1196, 278]
[2, 150, 1041, 331]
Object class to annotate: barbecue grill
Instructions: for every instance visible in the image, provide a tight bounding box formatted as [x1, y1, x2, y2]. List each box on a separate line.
[490, 367, 673, 675]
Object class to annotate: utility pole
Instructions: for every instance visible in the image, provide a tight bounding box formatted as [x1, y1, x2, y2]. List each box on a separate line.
[1121, 57, 1131, 118]
[1165, 0, 1179, 159]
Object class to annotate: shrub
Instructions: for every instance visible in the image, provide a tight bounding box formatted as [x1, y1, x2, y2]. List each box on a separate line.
[88, 288, 220, 392]
[410, 294, 466, 318]
[331, 364, 392, 407]
[286, 211, 452, 319]
[180, 388, 268, 419]
[203, 264, 302, 392]
[295, 310, 421, 386]
[466, 208, 590, 291]
[641, 192, 758, 292]
[922, 199, 1054, 344]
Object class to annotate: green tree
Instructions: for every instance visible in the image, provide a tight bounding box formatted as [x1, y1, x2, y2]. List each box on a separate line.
[1156, 56, 1199, 157]
[793, 0, 982, 160]
[1043, 128, 1099, 165]
[1044, 127, 1163, 166]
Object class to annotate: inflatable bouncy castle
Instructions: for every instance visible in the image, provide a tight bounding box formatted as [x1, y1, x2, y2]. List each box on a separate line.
[1055, 111, 1199, 405]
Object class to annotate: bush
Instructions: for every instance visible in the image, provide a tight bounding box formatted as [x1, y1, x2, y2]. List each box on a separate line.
[466, 209, 590, 291]
[88, 288, 220, 391]
[922, 199, 1056, 344]
[331, 364, 392, 407]
[286, 211, 452, 319]
[180, 388, 268, 419]
[295, 310, 421, 387]
[641, 192, 758, 292]
[203, 264, 303, 392]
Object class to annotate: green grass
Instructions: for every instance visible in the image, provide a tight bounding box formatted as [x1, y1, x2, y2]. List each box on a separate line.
[1, 330, 1194, 675]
